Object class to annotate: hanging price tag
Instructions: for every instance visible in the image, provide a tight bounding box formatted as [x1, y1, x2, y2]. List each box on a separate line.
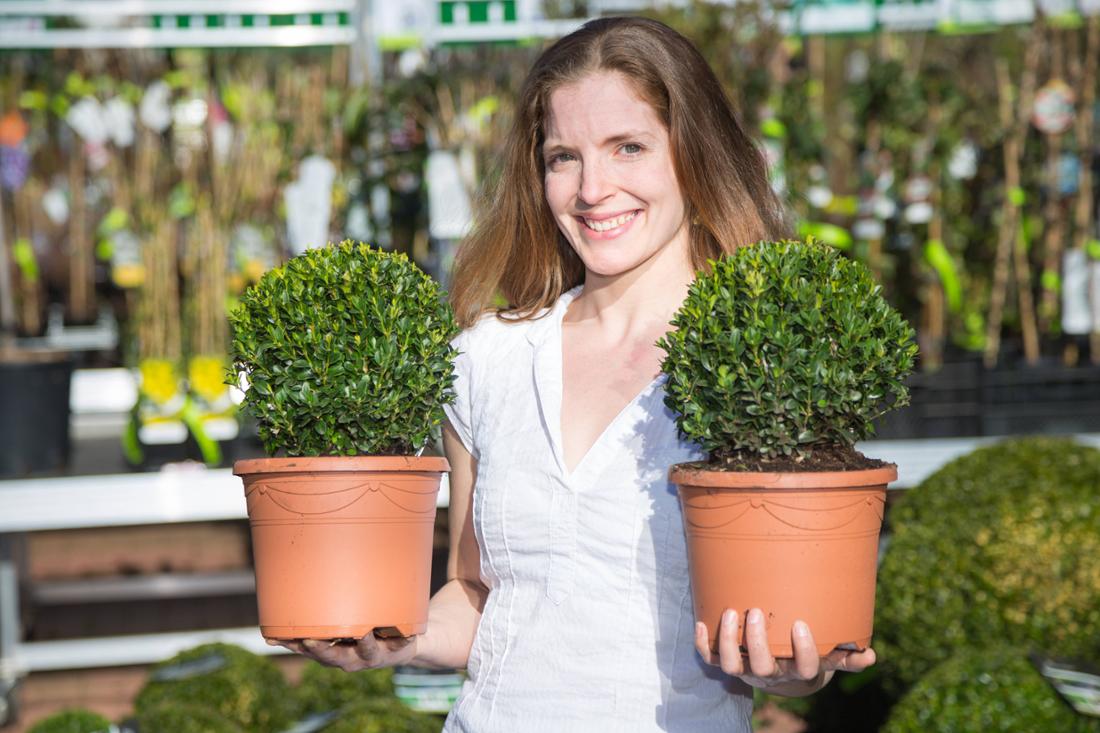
[1032, 79, 1075, 135]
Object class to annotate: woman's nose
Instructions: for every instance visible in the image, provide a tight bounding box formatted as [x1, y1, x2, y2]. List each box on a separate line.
[577, 161, 614, 205]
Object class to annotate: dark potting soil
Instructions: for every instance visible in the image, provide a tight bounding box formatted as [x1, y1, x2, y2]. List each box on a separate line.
[693, 444, 890, 473]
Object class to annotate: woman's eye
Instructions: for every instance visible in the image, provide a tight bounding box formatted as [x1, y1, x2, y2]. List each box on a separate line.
[547, 152, 575, 166]
[621, 143, 643, 155]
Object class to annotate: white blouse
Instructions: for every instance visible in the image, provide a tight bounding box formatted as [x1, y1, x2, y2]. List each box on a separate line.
[441, 287, 753, 733]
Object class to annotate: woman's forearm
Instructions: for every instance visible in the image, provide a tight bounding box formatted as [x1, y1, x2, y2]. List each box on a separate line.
[410, 577, 487, 670]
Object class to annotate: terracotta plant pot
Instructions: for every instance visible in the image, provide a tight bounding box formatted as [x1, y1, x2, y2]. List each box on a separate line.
[234, 455, 448, 641]
[669, 464, 897, 658]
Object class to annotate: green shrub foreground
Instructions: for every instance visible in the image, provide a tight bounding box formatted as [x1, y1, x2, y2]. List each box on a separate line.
[882, 646, 1100, 733]
[135, 703, 243, 732]
[875, 437, 1100, 690]
[659, 238, 916, 464]
[321, 698, 441, 733]
[28, 710, 112, 733]
[295, 661, 395, 716]
[133, 642, 294, 732]
[230, 241, 459, 456]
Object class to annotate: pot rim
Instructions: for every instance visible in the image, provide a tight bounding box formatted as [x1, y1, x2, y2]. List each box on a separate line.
[234, 454, 450, 476]
[669, 462, 897, 489]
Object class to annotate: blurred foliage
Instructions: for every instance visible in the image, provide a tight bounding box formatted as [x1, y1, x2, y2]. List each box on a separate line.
[882, 646, 1100, 733]
[875, 438, 1100, 692]
[295, 661, 395, 716]
[321, 698, 442, 733]
[134, 642, 295, 732]
[133, 703, 244, 732]
[27, 710, 112, 733]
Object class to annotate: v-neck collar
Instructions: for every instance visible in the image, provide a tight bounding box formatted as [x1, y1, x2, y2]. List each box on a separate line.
[528, 286, 664, 486]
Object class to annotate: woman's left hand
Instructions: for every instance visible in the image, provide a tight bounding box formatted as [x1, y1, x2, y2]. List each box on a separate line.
[695, 607, 877, 695]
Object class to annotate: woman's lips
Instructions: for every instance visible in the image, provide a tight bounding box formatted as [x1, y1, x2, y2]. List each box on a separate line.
[577, 209, 640, 239]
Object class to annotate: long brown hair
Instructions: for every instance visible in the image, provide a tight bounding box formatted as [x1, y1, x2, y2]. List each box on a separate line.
[450, 16, 792, 328]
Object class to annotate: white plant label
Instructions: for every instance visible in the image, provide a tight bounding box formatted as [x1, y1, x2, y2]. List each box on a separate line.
[140, 81, 172, 132]
[1062, 248, 1091, 335]
[427, 149, 473, 240]
[284, 156, 336, 255]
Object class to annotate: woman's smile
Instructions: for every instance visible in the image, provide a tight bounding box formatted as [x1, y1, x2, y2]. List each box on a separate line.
[577, 209, 640, 237]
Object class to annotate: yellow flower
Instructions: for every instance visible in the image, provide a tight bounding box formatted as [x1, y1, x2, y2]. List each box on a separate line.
[189, 355, 228, 404]
[139, 359, 181, 405]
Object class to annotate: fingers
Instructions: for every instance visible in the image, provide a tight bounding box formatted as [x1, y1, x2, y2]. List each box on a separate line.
[698, 611, 876, 686]
[716, 609, 744, 676]
[694, 621, 715, 666]
[299, 639, 361, 671]
[824, 646, 876, 673]
[355, 632, 413, 667]
[789, 620, 822, 681]
[744, 608, 778, 679]
[266, 638, 306, 655]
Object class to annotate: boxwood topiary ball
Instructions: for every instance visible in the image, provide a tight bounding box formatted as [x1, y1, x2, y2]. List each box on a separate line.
[28, 709, 112, 733]
[875, 437, 1100, 692]
[229, 240, 459, 457]
[295, 661, 395, 716]
[659, 238, 916, 464]
[882, 646, 1100, 733]
[134, 643, 294, 732]
[134, 703, 244, 733]
[322, 698, 442, 733]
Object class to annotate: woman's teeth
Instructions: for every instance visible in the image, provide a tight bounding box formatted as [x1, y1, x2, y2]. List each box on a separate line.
[584, 211, 637, 232]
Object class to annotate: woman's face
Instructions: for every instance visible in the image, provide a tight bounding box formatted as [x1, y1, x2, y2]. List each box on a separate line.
[542, 71, 689, 279]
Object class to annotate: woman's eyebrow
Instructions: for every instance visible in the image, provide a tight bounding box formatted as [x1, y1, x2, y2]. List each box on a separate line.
[542, 130, 656, 151]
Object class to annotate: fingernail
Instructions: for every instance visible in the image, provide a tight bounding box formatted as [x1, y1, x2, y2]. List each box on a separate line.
[794, 620, 810, 638]
[748, 608, 763, 625]
[723, 609, 735, 627]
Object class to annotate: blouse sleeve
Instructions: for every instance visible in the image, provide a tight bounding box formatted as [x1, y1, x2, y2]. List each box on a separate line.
[442, 328, 476, 458]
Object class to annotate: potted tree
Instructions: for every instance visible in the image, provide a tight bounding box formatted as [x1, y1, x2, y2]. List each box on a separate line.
[230, 240, 458, 641]
[658, 238, 917, 657]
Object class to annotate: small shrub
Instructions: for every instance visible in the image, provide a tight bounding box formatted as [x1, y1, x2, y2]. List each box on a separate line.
[322, 698, 442, 733]
[134, 703, 243, 732]
[882, 646, 1100, 733]
[295, 661, 395, 716]
[659, 239, 916, 464]
[875, 437, 1100, 691]
[28, 710, 112, 733]
[134, 642, 294, 732]
[229, 241, 459, 456]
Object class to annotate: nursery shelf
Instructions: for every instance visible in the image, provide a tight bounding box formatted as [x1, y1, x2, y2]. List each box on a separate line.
[31, 570, 256, 605]
[13, 627, 285, 674]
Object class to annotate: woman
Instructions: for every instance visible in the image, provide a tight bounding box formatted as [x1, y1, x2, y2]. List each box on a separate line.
[279, 16, 876, 730]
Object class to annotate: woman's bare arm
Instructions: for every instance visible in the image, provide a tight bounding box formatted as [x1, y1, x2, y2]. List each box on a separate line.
[409, 421, 488, 669]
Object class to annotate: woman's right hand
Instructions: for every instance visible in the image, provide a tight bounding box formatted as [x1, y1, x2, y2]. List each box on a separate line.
[267, 631, 418, 672]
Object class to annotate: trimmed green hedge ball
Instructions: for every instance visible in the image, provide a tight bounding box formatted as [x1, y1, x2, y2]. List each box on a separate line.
[134, 643, 294, 732]
[882, 646, 1100, 733]
[875, 438, 1100, 691]
[659, 238, 916, 463]
[230, 240, 459, 456]
[135, 703, 244, 732]
[322, 698, 441, 733]
[295, 661, 395, 716]
[28, 710, 112, 733]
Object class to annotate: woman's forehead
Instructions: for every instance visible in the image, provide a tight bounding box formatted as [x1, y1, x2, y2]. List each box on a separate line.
[542, 72, 665, 145]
